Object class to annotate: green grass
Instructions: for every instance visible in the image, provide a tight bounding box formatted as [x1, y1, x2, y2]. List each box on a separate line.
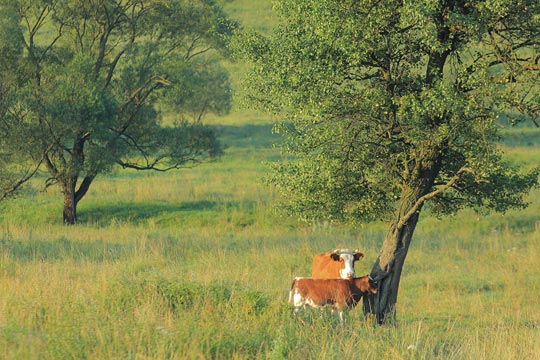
[2, 0, 540, 358]
[1, 121, 539, 359]
[224, 0, 277, 33]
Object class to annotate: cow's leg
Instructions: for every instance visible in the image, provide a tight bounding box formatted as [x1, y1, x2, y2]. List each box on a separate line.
[291, 291, 310, 316]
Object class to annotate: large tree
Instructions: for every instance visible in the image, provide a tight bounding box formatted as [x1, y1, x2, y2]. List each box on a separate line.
[235, 0, 540, 324]
[0, 0, 235, 224]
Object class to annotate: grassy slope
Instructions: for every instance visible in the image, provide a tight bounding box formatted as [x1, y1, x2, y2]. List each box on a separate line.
[1, 1, 540, 359]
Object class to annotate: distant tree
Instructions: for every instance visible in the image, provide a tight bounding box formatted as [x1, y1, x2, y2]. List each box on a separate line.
[0, 0, 37, 201]
[0, 0, 235, 224]
[235, 0, 540, 324]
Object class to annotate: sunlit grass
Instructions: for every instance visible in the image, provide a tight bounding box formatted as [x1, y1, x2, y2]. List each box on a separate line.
[224, 0, 277, 33]
[1, 150, 539, 359]
[1, 118, 539, 359]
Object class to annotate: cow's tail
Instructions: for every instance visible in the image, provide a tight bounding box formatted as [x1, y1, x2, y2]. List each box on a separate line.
[288, 277, 299, 304]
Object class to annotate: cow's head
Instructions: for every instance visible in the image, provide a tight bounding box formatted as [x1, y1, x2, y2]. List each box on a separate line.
[330, 249, 364, 279]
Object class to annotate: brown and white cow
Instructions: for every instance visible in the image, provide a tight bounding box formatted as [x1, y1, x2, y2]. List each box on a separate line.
[289, 275, 378, 321]
[311, 249, 364, 280]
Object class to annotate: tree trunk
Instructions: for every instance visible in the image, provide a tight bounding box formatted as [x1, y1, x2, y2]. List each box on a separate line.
[363, 28, 454, 323]
[61, 177, 78, 225]
[364, 149, 443, 324]
[61, 174, 96, 225]
[363, 210, 421, 324]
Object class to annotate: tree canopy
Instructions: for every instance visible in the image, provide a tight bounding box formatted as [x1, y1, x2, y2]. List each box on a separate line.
[234, 0, 540, 323]
[0, 0, 235, 223]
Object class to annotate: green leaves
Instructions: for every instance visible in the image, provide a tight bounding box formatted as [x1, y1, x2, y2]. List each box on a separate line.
[40, 54, 115, 129]
[160, 57, 232, 117]
[237, 0, 539, 224]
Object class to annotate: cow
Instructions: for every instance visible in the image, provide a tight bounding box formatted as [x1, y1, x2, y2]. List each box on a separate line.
[289, 275, 378, 321]
[311, 249, 364, 280]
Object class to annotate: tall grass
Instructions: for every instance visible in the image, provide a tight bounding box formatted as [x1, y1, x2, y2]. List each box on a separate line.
[1, 120, 539, 359]
[2, 0, 540, 358]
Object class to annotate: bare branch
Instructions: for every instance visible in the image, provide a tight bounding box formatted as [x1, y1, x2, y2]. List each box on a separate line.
[398, 167, 485, 229]
[0, 143, 54, 201]
[0, 164, 39, 202]
[186, 46, 213, 62]
[116, 158, 201, 172]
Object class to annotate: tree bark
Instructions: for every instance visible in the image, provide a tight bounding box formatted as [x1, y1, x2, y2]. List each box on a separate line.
[363, 9, 456, 323]
[61, 177, 78, 225]
[363, 210, 421, 324]
[60, 174, 96, 225]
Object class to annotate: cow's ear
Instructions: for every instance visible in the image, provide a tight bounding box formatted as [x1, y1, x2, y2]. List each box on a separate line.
[330, 253, 340, 261]
[354, 251, 364, 261]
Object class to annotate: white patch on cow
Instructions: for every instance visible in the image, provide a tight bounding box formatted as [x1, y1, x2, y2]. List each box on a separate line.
[305, 297, 321, 309]
[338, 252, 356, 279]
[290, 278, 305, 310]
[292, 290, 304, 308]
[290, 279, 323, 312]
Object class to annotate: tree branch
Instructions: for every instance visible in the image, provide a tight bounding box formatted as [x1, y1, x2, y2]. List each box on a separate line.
[398, 167, 482, 229]
[0, 143, 53, 202]
[116, 158, 201, 172]
[0, 163, 40, 202]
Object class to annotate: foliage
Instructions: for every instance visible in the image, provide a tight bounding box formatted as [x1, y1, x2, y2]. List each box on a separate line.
[0, 0, 236, 222]
[0, 0, 39, 201]
[233, 0, 540, 225]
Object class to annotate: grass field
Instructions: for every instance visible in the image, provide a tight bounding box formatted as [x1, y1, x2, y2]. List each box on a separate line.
[1, 114, 539, 360]
[2, 1, 540, 359]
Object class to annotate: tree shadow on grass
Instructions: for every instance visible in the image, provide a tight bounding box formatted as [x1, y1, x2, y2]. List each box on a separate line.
[217, 123, 278, 149]
[0, 201, 223, 263]
[78, 200, 221, 226]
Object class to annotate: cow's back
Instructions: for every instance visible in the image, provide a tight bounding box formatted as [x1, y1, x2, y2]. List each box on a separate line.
[311, 253, 340, 278]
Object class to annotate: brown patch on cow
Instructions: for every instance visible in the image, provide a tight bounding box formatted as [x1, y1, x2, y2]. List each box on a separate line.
[290, 275, 377, 313]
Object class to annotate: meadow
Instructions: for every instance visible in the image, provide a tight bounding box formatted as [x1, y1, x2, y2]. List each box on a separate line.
[2, 1, 540, 359]
[1, 109, 539, 360]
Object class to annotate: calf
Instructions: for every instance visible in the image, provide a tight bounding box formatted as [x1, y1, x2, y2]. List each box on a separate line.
[289, 275, 378, 321]
[311, 249, 364, 279]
